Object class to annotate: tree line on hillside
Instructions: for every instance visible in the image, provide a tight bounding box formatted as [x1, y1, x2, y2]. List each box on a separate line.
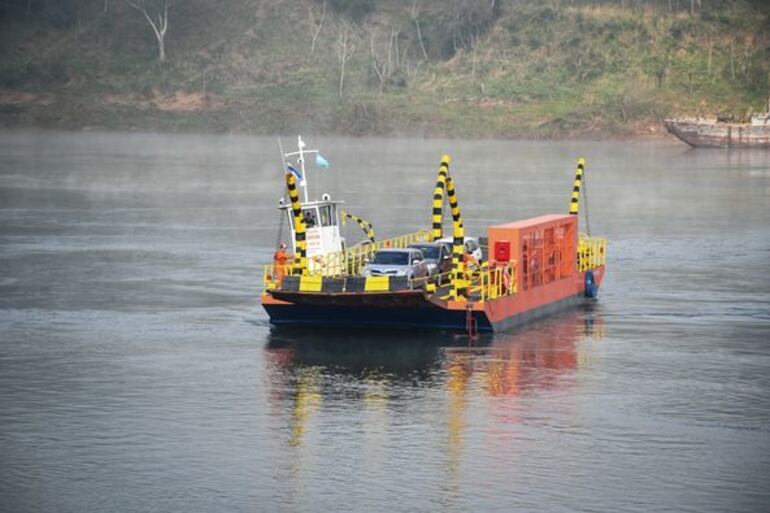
[2, 0, 765, 66]
[0, 0, 508, 98]
[0, 0, 502, 67]
[1, 0, 767, 114]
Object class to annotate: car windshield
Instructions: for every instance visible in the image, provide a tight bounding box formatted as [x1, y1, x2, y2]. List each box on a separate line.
[372, 252, 409, 265]
[412, 246, 439, 259]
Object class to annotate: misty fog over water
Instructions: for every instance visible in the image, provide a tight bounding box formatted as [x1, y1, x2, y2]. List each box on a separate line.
[1, 130, 769, 512]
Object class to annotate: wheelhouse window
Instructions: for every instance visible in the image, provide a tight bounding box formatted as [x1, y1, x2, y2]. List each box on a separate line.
[319, 205, 333, 227]
[302, 207, 319, 228]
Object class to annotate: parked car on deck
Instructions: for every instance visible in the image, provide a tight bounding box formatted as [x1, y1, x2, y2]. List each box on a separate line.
[408, 242, 452, 284]
[436, 236, 483, 263]
[362, 248, 429, 285]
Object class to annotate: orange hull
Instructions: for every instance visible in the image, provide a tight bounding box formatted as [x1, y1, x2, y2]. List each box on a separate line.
[441, 266, 604, 331]
[488, 267, 604, 327]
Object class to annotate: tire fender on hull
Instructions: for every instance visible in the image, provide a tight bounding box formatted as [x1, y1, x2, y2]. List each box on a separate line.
[585, 270, 598, 298]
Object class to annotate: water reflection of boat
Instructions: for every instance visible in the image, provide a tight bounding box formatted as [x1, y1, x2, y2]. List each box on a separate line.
[264, 307, 604, 397]
[265, 328, 446, 379]
[443, 307, 605, 397]
[263, 330, 447, 447]
[262, 308, 605, 451]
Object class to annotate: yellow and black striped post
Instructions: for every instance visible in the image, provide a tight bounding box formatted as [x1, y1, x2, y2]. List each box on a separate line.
[432, 155, 451, 240]
[446, 176, 467, 300]
[286, 172, 307, 275]
[569, 158, 586, 216]
[446, 176, 462, 227]
[342, 210, 376, 243]
[449, 219, 466, 300]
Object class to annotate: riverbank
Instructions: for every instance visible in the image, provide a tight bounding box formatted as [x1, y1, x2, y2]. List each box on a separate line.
[0, 86, 672, 140]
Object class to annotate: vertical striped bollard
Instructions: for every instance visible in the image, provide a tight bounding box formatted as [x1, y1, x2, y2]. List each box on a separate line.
[432, 155, 450, 240]
[569, 158, 586, 216]
[286, 172, 307, 275]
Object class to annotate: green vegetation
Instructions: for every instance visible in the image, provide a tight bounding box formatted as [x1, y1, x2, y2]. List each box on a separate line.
[1, 0, 768, 138]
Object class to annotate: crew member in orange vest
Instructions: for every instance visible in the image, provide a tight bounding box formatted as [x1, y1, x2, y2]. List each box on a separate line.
[273, 243, 291, 284]
[463, 250, 478, 280]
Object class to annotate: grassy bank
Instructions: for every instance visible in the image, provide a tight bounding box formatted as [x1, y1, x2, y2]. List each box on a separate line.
[1, 0, 768, 138]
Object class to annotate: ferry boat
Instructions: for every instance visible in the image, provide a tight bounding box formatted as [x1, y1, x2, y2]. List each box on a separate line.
[260, 137, 607, 333]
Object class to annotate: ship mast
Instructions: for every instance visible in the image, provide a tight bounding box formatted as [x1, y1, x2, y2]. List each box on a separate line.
[283, 135, 322, 204]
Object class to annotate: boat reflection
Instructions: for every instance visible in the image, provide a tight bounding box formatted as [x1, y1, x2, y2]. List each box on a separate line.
[265, 329, 447, 381]
[444, 305, 606, 397]
[263, 329, 448, 448]
[263, 306, 605, 450]
[440, 306, 605, 480]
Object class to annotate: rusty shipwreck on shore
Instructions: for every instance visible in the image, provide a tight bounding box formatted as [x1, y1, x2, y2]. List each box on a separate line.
[664, 112, 770, 149]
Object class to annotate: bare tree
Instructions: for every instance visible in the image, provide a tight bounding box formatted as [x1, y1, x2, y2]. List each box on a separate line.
[445, 0, 500, 55]
[410, 0, 428, 61]
[402, 50, 423, 85]
[336, 19, 356, 97]
[369, 25, 386, 94]
[126, 0, 174, 63]
[368, 23, 397, 95]
[470, 26, 481, 83]
[306, 0, 327, 54]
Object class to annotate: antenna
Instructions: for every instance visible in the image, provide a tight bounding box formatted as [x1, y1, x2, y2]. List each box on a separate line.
[277, 137, 287, 179]
[297, 135, 309, 203]
[283, 135, 322, 204]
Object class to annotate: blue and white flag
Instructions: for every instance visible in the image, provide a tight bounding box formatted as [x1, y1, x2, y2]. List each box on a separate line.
[287, 163, 303, 181]
[315, 153, 330, 169]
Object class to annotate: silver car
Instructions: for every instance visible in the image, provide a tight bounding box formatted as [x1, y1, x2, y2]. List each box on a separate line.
[362, 248, 429, 283]
[408, 242, 452, 284]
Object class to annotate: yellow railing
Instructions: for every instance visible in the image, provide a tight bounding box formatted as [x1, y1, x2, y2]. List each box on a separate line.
[264, 236, 605, 295]
[309, 228, 433, 278]
[262, 263, 289, 292]
[468, 261, 517, 302]
[261, 229, 433, 290]
[264, 256, 518, 304]
[578, 234, 607, 272]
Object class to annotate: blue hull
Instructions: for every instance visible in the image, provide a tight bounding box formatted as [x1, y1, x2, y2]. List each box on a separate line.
[262, 289, 599, 333]
[263, 301, 494, 332]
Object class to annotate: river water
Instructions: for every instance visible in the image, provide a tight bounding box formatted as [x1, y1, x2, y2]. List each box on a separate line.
[0, 130, 768, 513]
